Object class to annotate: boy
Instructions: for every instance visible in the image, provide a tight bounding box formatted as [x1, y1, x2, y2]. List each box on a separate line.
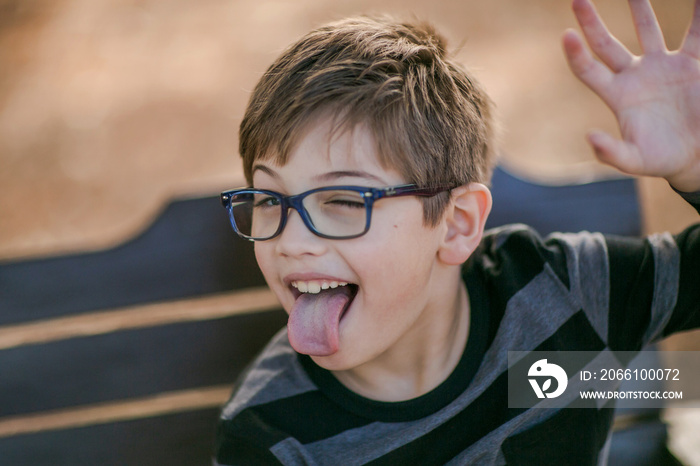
[216, 0, 700, 463]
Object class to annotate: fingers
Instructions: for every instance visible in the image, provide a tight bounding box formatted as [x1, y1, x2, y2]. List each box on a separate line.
[571, 0, 634, 71]
[681, 0, 700, 59]
[563, 29, 614, 104]
[586, 130, 644, 174]
[628, 0, 667, 53]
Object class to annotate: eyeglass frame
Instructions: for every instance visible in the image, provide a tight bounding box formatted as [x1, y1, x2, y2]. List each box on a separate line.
[220, 184, 455, 241]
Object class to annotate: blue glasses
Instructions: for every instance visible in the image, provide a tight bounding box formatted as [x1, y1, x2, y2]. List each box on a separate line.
[220, 184, 454, 241]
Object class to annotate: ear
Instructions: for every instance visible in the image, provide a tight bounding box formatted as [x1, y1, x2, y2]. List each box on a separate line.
[438, 183, 492, 266]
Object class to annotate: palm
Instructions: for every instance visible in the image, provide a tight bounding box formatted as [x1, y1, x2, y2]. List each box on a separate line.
[564, 0, 700, 192]
[616, 54, 700, 173]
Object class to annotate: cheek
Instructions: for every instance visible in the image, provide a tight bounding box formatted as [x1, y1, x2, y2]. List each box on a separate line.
[254, 244, 297, 313]
[342, 234, 438, 352]
[253, 243, 269, 274]
[254, 243, 279, 290]
[350, 222, 440, 296]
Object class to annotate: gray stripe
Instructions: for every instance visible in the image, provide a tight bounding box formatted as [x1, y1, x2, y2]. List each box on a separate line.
[220, 329, 316, 419]
[486, 265, 578, 356]
[550, 232, 610, 344]
[272, 437, 322, 466]
[643, 233, 681, 344]
[289, 421, 415, 465]
[598, 431, 612, 466]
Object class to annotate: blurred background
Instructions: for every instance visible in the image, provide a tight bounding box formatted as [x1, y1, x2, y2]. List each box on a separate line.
[1, 0, 697, 261]
[0, 0, 698, 464]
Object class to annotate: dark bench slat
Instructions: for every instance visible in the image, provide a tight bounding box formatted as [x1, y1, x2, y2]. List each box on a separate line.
[0, 408, 222, 466]
[0, 197, 264, 325]
[0, 309, 286, 417]
[486, 169, 641, 236]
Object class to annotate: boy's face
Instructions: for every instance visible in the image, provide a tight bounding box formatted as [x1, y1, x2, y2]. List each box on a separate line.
[252, 118, 456, 373]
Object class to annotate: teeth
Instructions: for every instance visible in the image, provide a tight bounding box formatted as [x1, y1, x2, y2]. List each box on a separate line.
[308, 282, 321, 294]
[292, 280, 350, 294]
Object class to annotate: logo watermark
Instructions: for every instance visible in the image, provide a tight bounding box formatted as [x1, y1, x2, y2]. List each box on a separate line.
[528, 359, 568, 399]
[508, 351, 700, 409]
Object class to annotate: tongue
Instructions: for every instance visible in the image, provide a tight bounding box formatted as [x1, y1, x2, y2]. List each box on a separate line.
[287, 286, 352, 356]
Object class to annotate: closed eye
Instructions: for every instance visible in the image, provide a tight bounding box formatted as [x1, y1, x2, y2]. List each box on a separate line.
[325, 199, 365, 209]
[254, 196, 281, 208]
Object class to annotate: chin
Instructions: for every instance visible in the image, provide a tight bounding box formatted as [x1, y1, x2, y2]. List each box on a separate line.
[308, 351, 357, 372]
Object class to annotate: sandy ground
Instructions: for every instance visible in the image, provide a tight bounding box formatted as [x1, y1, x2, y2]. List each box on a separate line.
[0, 0, 698, 462]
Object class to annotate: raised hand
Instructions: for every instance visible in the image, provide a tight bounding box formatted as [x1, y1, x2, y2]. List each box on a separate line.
[563, 0, 700, 192]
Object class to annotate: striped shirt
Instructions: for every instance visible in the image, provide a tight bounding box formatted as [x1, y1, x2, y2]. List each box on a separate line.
[215, 191, 700, 465]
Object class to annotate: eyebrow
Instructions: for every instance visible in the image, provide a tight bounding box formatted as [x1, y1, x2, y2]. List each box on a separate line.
[252, 164, 388, 185]
[314, 170, 387, 184]
[252, 164, 279, 179]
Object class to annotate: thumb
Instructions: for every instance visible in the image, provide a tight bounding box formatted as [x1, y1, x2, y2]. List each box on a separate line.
[587, 129, 643, 175]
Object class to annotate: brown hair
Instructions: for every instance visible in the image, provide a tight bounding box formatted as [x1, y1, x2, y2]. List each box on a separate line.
[239, 15, 496, 225]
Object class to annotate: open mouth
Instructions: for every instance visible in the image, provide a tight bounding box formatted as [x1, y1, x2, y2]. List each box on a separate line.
[290, 280, 359, 320]
[286, 280, 359, 356]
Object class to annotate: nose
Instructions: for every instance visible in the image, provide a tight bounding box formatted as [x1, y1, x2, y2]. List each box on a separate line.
[274, 208, 327, 257]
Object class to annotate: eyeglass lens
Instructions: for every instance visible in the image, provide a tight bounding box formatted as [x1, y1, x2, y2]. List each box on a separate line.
[230, 189, 369, 239]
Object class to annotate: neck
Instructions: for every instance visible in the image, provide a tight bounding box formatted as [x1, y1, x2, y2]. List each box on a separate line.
[332, 271, 470, 402]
